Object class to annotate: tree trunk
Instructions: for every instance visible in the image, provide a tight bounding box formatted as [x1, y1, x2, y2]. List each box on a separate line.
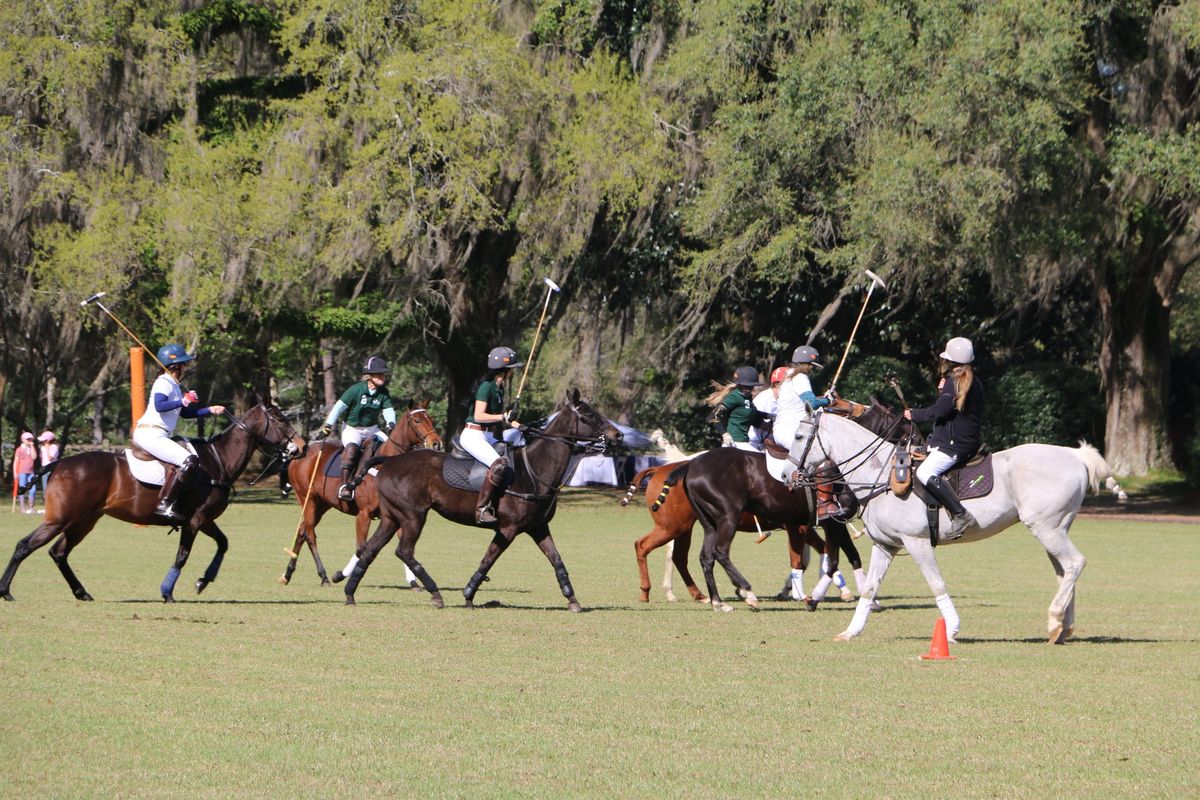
[44, 376, 56, 429]
[93, 391, 105, 445]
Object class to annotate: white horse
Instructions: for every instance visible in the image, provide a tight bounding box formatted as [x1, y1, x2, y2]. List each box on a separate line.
[796, 412, 1113, 644]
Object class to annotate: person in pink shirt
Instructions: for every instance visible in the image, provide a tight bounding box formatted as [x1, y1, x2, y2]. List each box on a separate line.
[12, 432, 37, 514]
[38, 430, 60, 495]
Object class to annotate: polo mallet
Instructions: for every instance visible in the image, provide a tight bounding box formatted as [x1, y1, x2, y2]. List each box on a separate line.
[827, 270, 887, 396]
[513, 277, 562, 408]
[281, 449, 325, 566]
[885, 374, 909, 410]
[81, 293, 170, 373]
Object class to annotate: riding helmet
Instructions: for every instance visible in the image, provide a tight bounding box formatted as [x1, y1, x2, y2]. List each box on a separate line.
[157, 343, 194, 367]
[487, 346, 524, 370]
[732, 366, 762, 387]
[769, 366, 790, 384]
[940, 337, 974, 364]
[362, 354, 390, 374]
[790, 345, 822, 367]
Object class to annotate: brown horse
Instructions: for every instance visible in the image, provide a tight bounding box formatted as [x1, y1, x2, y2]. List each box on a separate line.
[279, 403, 442, 586]
[0, 402, 303, 602]
[623, 460, 827, 603]
[341, 389, 621, 610]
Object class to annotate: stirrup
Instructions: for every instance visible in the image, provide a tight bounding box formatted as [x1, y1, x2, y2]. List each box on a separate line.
[476, 505, 497, 525]
[337, 483, 355, 501]
[156, 502, 183, 522]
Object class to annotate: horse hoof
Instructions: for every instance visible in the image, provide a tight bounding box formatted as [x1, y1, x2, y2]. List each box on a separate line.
[664, 591, 679, 602]
[1062, 626, 1074, 641]
[711, 601, 733, 613]
[409, 581, 422, 593]
[195, 580, 209, 595]
[79, 593, 94, 602]
[743, 592, 760, 611]
[694, 595, 709, 604]
[464, 599, 475, 609]
[430, 592, 444, 609]
[344, 595, 356, 606]
[162, 594, 175, 603]
[870, 600, 884, 612]
[840, 590, 854, 602]
[1048, 625, 1065, 645]
[277, 575, 289, 585]
[567, 600, 583, 613]
[805, 599, 819, 612]
[1, 592, 13, 602]
[833, 631, 853, 641]
[320, 578, 331, 587]
[331, 571, 345, 584]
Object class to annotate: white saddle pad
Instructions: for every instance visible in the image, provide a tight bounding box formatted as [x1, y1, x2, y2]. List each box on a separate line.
[764, 453, 796, 484]
[124, 441, 198, 486]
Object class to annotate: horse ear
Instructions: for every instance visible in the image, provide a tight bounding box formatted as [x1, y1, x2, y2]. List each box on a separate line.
[567, 388, 580, 404]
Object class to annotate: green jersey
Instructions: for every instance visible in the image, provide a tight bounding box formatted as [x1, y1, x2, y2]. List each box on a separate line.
[467, 378, 504, 425]
[337, 381, 394, 427]
[719, 388, 757, 443]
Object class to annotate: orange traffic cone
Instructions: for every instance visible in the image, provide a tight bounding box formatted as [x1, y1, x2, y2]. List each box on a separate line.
[919, 617, 956, 660]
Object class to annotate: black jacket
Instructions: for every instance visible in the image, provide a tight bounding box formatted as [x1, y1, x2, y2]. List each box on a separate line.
[909, 375, 984, 460]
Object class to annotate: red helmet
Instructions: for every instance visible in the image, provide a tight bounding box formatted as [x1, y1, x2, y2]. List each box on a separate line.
[769, 366, 790, 384]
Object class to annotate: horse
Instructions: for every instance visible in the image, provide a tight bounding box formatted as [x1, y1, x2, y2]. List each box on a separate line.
[340, 389, 622, 610]
[0, 402, 303, 602]
[792, 410, 1113, 643]
[622, 460, 828, 604]
[278, 403, 442, 586]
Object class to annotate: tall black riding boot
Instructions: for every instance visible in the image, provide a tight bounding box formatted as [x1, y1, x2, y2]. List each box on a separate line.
[338, 443, 360, 500]
[476, 459, 508, 525]
[923, 474, 978, 541]
[156, 455, 198, 522]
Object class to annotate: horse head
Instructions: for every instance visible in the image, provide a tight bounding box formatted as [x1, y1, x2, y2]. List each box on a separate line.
[545, 388, 622, 452]
[242, 402, 305, 456]
[390, 400, 442, 452]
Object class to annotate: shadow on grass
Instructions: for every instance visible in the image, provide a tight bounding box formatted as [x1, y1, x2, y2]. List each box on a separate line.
[950, 635, 1180, 645]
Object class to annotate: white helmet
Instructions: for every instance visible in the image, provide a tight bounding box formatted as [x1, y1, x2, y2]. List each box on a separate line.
[940, 337, 974, 364]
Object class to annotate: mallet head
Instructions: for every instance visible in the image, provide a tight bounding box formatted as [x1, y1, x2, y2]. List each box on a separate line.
[865, 270, 886, 289]
[81, 292, 107, 306]
[543, 277, 561, 293]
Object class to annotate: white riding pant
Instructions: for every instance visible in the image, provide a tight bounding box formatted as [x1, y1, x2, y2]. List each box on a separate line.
[915, 447, 958, 484]
[132, 426, 191, 466]
[460, 427, 502, 466]
[340, 425, 380, 447]
[732, 441, 759, 452]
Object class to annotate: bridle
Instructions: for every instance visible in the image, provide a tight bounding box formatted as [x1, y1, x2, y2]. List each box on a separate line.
[207, 404, 300, 487]
[509, 400, 615, 501]
[398, 407, 442, 451]
[791, 410, 895, 503]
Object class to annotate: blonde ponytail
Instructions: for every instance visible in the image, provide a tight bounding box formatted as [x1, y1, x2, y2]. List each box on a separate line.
[705, 381, 737, 407]
[951, 364, 974, 411]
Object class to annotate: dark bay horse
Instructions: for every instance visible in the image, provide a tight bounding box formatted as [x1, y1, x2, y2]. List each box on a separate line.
[658, 397, 919, 612]
[0, 402, 303, 602]
[341, 389, 621, 610]
[622, 460, 828, 604]
[279, 403, 442, 586]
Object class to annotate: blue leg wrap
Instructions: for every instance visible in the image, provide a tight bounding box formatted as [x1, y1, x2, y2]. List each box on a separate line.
[161, 567, 182, 597]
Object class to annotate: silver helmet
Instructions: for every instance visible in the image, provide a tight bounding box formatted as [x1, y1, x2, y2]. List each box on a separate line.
[487, 346, 524, 370]
[791, 345, 822, 367]
[940, 337, 974, 364]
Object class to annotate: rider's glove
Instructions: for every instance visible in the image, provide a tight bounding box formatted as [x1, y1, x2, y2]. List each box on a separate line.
[182, 390, 199, 407]
[721, 432, 733, 446]
[318, 423, 333, 438]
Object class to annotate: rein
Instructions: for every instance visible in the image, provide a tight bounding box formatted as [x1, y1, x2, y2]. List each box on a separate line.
[793, 411, 895, 502]
[505, 403, 610, 502]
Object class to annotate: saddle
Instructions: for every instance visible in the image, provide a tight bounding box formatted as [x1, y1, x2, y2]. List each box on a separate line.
[898, 449, 994, 545]
[124, 439, 199, 486]
[441, 437, 509, 493]
[323, 439, 383, 479]
[761, 436, 790, 461]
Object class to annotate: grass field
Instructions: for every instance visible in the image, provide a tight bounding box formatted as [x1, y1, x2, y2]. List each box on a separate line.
[1, 488, 1197, 799]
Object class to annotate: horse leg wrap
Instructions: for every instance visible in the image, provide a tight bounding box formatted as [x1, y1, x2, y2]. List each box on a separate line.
[554, 565, 574, 599]
[463, 570, 488, 601]
[161, 567, 182, 597]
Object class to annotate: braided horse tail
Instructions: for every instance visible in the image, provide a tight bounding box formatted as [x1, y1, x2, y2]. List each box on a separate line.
[650, 462, 690, 512]
[620, 466, 661, 507]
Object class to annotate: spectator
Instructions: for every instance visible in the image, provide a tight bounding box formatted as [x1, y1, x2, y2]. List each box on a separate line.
[38, 430, 60, 495]
[13, 432, 37, 514]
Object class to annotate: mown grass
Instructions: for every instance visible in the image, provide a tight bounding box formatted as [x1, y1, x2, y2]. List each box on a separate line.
[1, 489, 1197, 799]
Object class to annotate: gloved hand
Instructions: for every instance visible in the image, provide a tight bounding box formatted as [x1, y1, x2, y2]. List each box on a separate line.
[721, 432, 733, 446]
[318, 423, 333, 438]
[383, 421, 396, 433]
[503, 408, 517, 425]
[181, 390, 200, 407]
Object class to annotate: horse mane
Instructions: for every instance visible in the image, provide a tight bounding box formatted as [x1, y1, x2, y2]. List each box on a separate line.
[648, 428, 699, 461]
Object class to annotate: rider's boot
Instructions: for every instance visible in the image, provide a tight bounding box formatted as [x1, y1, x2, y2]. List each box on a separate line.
[475, 459, 508, 525]
[338, 443, 360, 501]
[923, 474, 977, 540]
[156, 455, 198, 522]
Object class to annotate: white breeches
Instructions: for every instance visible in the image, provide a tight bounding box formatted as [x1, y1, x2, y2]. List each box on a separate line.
[460, 427, 501, 466]
[132, 428, 191, 466]
[732, 441, 759, 452]
[341, 425, 380, 447]
[915, 447, 958, 484]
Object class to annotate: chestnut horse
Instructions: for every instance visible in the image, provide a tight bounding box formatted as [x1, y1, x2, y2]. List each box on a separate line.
[278, 404, 442, 586]
[341, 389, 621, 610]
[0, 402, 303, 602]
[622, 461, 827, 603]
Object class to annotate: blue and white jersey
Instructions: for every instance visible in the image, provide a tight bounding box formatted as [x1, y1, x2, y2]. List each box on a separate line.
[138, 373, 184, 433]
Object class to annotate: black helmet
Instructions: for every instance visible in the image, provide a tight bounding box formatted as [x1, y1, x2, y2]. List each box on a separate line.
[791, 345, 822, 367]
[487, 346, 524, 370]
[732, 366, 762, 387]
[362, 355, 390, 375]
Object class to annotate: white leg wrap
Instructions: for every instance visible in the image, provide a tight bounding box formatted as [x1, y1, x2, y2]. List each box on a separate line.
[404, 564, 417, 584]
[833, 570, 847, 590]
[853, 568, 866, 595]
[843, 596, 874, 638]
[812, 574, 832, 602]
[342, 554, 359, 576]
[789, 568, 806, 600]
[935, 593, 960, 639]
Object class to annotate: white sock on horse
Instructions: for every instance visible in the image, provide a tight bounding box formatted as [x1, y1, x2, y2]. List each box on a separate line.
[790, 568, 806, 600]
[812, 573, 832, 601]
[935, 592, 960, 640]
[342, 554, 359, 577]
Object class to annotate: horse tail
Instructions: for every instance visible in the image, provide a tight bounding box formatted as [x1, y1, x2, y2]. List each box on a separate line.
[1072, 441, 1125, 499]
[22, 461, 59, 495]
[620, 466, 659, 507]
[650, 463, 690, 512]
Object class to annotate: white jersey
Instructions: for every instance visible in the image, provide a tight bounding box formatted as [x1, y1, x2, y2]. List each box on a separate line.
[772, 371, 816, 448]
[137, 373, 184, 434]
[749, 390, 777, 448]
